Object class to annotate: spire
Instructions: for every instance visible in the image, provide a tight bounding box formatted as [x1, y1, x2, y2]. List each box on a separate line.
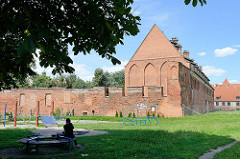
[222, 78, 230, 85]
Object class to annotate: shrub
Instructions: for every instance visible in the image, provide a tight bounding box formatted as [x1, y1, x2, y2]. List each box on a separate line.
[120, 111, 123, 117]
[133, 113, 136, 118]
[53, 108, 61, 116]
[147, 111, 150, 117]
[157, 114, 160, 118]
[115, 111, 118, 117]
[128, 113, 132, 117]
[152, 112, 155, 117]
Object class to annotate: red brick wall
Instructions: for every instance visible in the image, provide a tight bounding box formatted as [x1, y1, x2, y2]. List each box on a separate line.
[179, 64, 214, 115]
[0, 87, 162, 117]
[0, 25, 214, 118]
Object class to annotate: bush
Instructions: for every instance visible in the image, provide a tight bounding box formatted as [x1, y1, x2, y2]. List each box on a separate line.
[115, 111, 118, 117]
[133, 113, 136, 118]
[53, 108, 61, 116]
[152, 112, 155, 117]
[120, 111, 123, 117]
[157, 114, 160, 118]
[147, 111, 150, 117]
[128, 113, 132, 117]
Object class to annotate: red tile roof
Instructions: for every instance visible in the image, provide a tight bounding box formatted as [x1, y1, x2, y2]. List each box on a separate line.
[222, 78, 230, 85]
[213, 79, 240, 101]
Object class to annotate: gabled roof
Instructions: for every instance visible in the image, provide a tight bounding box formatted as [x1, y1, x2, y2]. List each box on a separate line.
[214, 79, 240, 101]
[222, 78, 230, 85]
[129, 24, 182, 62]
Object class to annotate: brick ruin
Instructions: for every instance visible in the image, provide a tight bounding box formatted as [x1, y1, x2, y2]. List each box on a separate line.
[0, 25, 214, 117]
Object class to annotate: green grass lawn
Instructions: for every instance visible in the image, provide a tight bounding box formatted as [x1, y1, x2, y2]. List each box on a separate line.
[1, 111, 240, 158]
[0, 128, 34, 149]
[213, 142, 240, 159]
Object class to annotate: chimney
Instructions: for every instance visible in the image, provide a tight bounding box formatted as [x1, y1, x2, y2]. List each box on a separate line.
[177, 44, 182, 54]
[199, 66, 202, 71]
[183, 50, 189, 58]
[170, 37, 178, 45]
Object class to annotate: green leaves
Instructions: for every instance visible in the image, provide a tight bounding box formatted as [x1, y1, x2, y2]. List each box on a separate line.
[184, 0, 191, 5]
[0, 0, 141, 89]
[184, 0, 207, 7]
[192, 0, 198, 7]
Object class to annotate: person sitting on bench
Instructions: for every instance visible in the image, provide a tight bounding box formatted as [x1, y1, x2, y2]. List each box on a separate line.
[63, 118, 80, 148]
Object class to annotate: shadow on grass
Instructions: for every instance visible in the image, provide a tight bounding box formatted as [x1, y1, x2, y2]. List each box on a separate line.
[74, 129, 234, 159]
[0, 128, 235, 159]
[0, 128, 34, 149]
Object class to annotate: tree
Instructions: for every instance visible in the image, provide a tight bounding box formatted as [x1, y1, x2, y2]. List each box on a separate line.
[104, 71, 116, 87]
[65, 74, 77, 88]
[92, 68, 107, 87]
[32, 72, 54, 88]
[54, 75, 67, 87]
[112, 70, 125, 87]
[85, 81, 93, 89]
[73, 78, 86, 89]
[0, 0, 141, 90]
[184, 0, 207, 7]
[15, 77, 31, 88]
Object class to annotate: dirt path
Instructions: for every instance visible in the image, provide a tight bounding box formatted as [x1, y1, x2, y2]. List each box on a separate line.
[199, 140, 240, 159]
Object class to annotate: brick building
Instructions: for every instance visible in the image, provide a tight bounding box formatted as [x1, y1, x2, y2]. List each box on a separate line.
[0, 25, 214, 117]
[213, 79, 240, 111]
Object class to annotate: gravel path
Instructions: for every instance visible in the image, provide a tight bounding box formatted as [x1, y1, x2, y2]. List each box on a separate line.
[31, 127, 108, 137]
[199, 140, 240, 159]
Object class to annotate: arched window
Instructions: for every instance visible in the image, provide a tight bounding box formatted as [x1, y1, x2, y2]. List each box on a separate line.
[129, 64, 141, 86]
[144, 63, 157, 86]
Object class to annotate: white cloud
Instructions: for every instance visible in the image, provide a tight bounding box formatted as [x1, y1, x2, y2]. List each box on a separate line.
[33, 49, 93, 81]
[202, 66, 226, 76]
[102, 60, 128, 73]
[214, 47, 238, 57]
[198, 52, 206, 56]
[229, 80, 240, 84]
[233, 45, 240, 48]
[70, 63, 93, 81]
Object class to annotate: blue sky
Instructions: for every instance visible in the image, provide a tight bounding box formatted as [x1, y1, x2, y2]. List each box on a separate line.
[35, 0, 240, 85]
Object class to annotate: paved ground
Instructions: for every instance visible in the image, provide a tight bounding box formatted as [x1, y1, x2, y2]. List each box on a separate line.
[0, 119, 120, 129]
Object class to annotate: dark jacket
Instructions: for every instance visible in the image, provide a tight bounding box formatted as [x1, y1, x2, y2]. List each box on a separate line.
[63, 123, 74, 138]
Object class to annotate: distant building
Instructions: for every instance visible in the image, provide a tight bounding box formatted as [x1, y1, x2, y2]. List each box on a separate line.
[213, 79, 240, 110]
[125, 24, 214, 116]
[0, 25, 214, 117]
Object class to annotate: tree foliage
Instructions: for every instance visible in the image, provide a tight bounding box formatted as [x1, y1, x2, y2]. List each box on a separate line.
[54, 74, 92, 89]
[32, 72, 54, 88]
[184, 0, 207, 7]
[73, 78, 87, 89]
[0, 0, 140, 89]
[112, 70, 125, 87]
[92, 68, 124, 87]
[92, 68, 108, 87]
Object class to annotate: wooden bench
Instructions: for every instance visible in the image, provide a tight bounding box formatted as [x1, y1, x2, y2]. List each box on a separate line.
[19, 135, 74, 152]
